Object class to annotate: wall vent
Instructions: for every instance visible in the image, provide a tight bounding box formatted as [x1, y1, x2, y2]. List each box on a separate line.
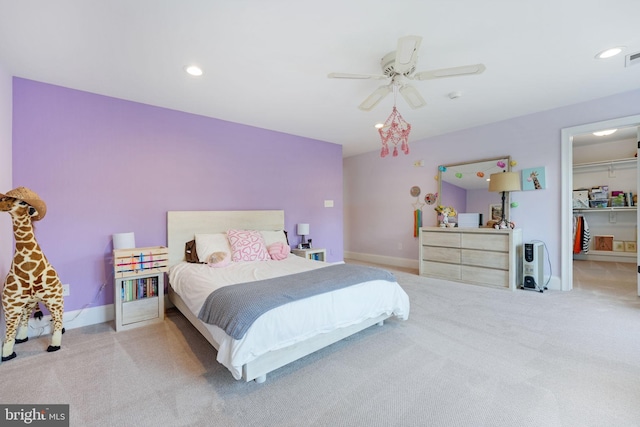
[625, 51, 640, 67]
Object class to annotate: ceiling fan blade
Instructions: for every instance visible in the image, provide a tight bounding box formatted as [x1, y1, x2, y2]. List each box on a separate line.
[358, 85, 392, 111]
[328, 72, 387, 80]
[399, 84, 426, 109]
[394, 35, 422, 75]
[414, 63, 486, 80]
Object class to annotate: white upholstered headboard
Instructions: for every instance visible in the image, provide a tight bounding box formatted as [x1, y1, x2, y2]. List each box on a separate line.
[166, 210, 285, 267]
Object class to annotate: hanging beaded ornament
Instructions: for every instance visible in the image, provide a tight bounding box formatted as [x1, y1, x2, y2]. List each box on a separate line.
[378, 106, 411, 158]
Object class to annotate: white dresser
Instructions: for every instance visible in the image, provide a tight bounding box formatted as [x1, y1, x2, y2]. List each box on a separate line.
[419, 227, 523, 290]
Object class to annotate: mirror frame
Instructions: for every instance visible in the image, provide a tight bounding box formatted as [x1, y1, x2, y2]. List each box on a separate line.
[437, 155, 512, 224]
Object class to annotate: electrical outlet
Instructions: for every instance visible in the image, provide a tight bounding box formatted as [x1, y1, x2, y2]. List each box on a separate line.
[398, 243, 403, 250]
[62, 284, 70, 296]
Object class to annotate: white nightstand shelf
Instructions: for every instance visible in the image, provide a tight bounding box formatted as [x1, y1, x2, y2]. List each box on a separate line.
[291, 248, 326, 262]
[113, 246, 169, 331]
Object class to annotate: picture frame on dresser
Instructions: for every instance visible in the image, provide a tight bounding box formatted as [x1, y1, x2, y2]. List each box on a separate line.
[489, 204, 502, 221]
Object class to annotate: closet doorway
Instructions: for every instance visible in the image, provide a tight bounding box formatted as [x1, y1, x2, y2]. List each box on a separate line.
[561, 114, 640, 295]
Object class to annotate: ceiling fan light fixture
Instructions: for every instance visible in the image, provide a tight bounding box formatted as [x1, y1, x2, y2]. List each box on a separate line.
[328, 35, 486, 110]
[595, 47, 625, 59]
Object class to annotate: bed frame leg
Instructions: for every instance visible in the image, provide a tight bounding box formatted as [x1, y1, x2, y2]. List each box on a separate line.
[377, 320, 384, 326]
[254, 374, 267, 384]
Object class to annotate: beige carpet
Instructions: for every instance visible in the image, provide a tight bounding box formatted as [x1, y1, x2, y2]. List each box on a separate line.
[1, 260, 640, 427]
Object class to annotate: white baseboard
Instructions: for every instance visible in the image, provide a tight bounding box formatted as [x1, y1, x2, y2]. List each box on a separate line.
[344, 251, 419, 270]
[25, 303, 115, 338]
[345, 251, 566, 292]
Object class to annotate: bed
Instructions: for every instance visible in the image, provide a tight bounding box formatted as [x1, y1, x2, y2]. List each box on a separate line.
[167, 210, 410, 383]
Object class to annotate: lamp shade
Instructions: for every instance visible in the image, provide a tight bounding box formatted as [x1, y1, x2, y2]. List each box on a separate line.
[488, 172, 521, 192]
[297, 223, 309, 236]
[113, 232, 136, 250]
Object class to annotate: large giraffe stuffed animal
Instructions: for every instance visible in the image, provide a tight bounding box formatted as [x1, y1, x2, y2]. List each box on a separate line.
[0, 187, 64, 361]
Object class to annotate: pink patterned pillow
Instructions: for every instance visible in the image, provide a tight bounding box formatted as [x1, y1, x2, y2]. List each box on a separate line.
[227, 229, 270, 262]
[268, 242, 290, 261]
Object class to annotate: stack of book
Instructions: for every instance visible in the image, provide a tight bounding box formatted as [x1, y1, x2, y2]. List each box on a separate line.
[120, 276, 159, 302]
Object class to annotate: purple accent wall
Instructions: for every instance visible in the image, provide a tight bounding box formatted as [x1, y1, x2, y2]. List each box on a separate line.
[12, 78, 343, 312]
[439, 181, 467, 213]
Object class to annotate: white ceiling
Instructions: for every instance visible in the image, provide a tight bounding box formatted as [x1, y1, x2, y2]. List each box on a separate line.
[1, 1, 639, 157]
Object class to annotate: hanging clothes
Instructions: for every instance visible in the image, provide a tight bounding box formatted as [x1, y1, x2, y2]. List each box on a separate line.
[573, 215, 591, 254]
[573, 215, 583, 254]
[581, 216, 591, 253]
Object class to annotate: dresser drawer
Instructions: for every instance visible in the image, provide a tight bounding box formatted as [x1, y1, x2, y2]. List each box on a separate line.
[421, 261, 461, 280]
[461, 265, 509, 288]
[461, 249, 509, 270]
[461, 233, 509, 251]
[423, 246, 461, 263]
[421, 231, 461, 248]
[418, 227, 522, 291]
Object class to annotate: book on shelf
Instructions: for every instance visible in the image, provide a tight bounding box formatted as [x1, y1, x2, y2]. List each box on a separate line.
[121, 276, 159, 302]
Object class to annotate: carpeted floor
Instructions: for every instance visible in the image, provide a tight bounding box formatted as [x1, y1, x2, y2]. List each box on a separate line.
[1, 260, 639, 427]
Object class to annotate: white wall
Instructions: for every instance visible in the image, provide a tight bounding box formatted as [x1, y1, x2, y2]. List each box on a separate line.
[0, 65, 11, 278]
[344, 88, 640, 288]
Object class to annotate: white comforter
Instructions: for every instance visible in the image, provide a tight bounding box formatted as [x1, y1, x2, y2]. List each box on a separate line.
[169, 255, 410, 380]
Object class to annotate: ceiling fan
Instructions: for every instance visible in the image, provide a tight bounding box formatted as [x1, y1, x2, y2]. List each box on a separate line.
[328, 35, 486, 111]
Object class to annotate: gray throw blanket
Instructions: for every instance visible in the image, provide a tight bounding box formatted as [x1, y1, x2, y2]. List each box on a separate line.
[198, 263, 396, 340]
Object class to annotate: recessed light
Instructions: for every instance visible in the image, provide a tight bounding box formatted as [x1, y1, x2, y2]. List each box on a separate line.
[374, 123, 384, 129]
[593, 129, 617, 136]
[184, 65, 203, 76]
[595, 47, 625, 59]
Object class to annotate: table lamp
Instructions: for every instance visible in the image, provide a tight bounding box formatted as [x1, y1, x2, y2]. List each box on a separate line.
[112, 232, 136, 250]
[488, 171, 521, 228]
[297, 223, 309, 248]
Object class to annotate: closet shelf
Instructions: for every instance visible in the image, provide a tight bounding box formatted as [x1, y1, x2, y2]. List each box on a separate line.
[574, 250, 636, 259]
[573, 157, 637, 171]
[573, 207, 636, 212]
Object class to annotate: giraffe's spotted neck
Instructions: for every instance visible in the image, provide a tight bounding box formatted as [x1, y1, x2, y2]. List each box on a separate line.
[13, 216, 38, 249]
[3, 201, 41, 253]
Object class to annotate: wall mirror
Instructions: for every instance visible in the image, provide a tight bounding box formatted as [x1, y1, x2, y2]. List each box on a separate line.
[438, 156, 511, 225]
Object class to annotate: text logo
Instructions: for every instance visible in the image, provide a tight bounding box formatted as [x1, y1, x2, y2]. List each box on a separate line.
[1, 405, 69, 426]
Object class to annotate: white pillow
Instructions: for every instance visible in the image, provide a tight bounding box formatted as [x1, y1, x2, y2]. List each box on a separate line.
[195, 233, 232, 263]
[260, 230, 288, 247]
